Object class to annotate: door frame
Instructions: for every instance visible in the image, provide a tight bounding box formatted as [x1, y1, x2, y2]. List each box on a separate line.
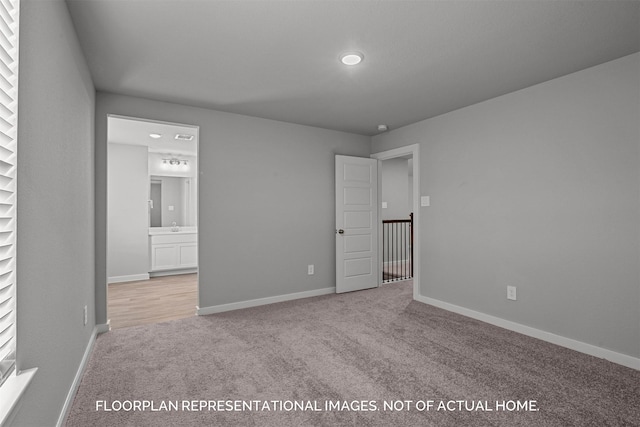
[371, 144, 420, 300]
[104, 114, 200, 328]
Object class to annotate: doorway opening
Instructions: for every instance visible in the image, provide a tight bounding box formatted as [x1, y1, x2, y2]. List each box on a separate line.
[371, 144, 420, 299]
[106, 115, 199, 329]
[381, 156, 413, 283]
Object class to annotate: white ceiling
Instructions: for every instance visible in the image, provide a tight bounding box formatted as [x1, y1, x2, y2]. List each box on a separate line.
[108, 116, 198, 156]
[67, 0, 640, 136]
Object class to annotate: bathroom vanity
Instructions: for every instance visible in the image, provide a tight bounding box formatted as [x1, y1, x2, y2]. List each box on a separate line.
[149, 227, 197, 274]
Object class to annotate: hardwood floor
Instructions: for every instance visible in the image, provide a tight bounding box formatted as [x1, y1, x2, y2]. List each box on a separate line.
[107, 273, 198, 329]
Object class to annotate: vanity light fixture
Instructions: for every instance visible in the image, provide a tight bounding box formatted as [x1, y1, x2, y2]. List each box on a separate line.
[149, 133, 162, 139]
[340, 52, 363, 66]
[163, 157, 188, 166]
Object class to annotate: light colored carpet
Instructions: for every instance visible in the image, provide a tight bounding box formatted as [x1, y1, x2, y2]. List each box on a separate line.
[66, 281, 639, 426]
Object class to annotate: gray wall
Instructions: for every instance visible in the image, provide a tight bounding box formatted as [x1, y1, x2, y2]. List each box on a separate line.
[381, 158, 412, 264]
[107, 143, 149, 280]
[95, 93, 370, 323]
[381, 158, 411, 220]
[372, 53, 640, 358]
[14, 0, 95, 425]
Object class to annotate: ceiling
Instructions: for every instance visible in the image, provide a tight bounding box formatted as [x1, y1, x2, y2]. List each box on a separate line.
[67, 0, 640, 136]
[108, 116, 198, 156]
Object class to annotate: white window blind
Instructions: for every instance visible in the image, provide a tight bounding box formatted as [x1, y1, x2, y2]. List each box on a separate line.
[0, 0, 18, 387]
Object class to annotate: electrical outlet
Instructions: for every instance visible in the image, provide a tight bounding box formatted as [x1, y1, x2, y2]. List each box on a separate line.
[308, 264, 314, 275]
[83, 305, 88, 325]
[507, 286, 517, 301]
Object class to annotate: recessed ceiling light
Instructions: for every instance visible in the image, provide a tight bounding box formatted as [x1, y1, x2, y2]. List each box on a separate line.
[149, 133, 162, 139]
[340, 52, 363, 66]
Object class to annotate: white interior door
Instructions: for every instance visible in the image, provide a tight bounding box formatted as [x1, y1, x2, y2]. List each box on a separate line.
[335, 155, 379, 293]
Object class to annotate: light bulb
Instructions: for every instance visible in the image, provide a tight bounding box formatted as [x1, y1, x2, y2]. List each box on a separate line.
[340, 52, 363, 66]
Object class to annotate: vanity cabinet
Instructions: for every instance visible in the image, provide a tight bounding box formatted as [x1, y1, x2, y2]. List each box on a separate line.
[149, 233, 197, 272]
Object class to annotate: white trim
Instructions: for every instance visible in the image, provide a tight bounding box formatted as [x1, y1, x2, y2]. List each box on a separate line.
[149, 268, 197, 278]
[197, 287, 335, 316]
[0, 368, 37, 426]
[96, 320, 111, 334]
[371, 143, 420, 300]
[55, 327, 100, 427]
[107, 273, 149, 284]
[104, 114, 201, 328]
[416, 295, 640, 371]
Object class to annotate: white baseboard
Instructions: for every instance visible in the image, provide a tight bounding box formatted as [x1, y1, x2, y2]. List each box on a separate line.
[149, 268, 197, 278]
[415, 295, 640, 371]
[56, 326, 99, 427]
[96, 320, 110, 334]
[108, 273, 149, 284]
[197, 287, 336, 316]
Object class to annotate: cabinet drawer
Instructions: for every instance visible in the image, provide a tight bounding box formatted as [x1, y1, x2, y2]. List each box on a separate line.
[150, 233, 197, 245]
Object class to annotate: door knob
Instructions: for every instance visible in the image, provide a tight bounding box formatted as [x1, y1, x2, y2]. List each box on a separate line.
[337, 229, 344, 234]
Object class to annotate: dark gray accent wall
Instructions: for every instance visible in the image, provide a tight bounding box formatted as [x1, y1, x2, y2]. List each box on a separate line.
[14, 0, 95, 425]
[372, 53, 640, 358]
[94, 93, 371, 324]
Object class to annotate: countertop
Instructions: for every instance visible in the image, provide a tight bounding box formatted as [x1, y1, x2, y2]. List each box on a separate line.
[149, 227, 198, 236]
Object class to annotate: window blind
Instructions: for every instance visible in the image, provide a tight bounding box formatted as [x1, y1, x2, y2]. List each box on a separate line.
[0, 0, 18, 387]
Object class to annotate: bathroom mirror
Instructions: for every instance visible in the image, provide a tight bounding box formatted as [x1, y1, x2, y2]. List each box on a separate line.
[149, 175, 197, 228]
